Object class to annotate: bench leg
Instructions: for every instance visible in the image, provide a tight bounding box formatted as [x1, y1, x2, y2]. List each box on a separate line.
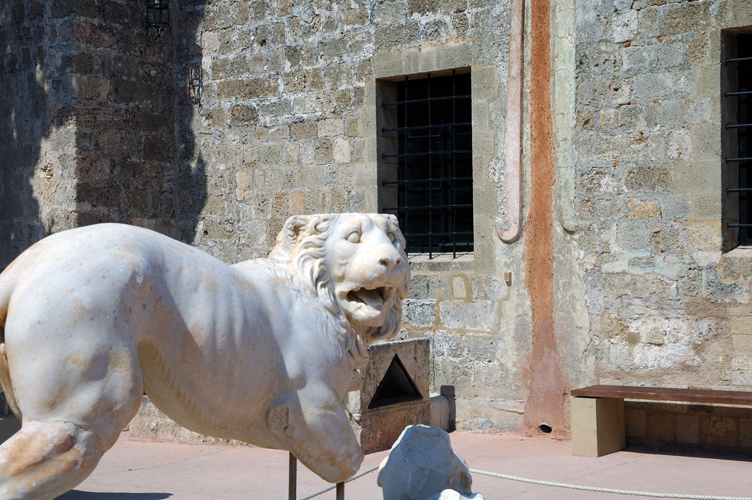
[571, 396, 625, 457]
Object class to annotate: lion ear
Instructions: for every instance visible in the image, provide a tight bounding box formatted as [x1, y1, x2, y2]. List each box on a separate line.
[284, 215, 312, 246]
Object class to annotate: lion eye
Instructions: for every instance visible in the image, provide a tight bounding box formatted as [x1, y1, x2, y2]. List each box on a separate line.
[346, 231, 361, 243]
[387, 232, 396, 243]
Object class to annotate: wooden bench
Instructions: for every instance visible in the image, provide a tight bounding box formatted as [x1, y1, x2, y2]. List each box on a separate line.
[570, 385, 752, 457]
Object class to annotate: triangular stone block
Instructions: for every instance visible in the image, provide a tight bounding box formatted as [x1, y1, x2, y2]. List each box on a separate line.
[369, 354, 423, 409]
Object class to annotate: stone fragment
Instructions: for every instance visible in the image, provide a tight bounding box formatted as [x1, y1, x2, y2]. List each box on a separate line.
[427, 490, 486, 500]
[377, 425, 474, 500]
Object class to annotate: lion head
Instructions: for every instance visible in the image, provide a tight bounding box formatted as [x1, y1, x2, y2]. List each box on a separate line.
[269, 213, 410, 347]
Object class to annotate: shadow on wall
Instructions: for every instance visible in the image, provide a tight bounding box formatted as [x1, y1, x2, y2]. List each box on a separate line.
[73, 0, 208, 245]
[0, 1, 57, 269]
[0, 1, 210, 274]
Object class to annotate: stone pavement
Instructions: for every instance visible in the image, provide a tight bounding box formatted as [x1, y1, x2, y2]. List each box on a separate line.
[59, 431, 752, 500]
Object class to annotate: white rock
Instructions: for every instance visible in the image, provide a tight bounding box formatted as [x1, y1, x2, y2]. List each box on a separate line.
[0, 214, 410, 499]
[377, 425, 474, 500]
[427, 490, 486, 500]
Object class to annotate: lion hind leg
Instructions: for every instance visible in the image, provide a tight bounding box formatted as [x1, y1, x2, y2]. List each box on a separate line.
[0, 420, 104, 500]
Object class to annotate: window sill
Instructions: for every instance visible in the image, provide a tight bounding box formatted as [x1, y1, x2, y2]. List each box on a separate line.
[407, 252, 474, 272]
[724, 246, 752, 258]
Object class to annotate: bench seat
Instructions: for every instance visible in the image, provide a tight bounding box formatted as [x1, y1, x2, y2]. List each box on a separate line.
[570, 385, 752, 457]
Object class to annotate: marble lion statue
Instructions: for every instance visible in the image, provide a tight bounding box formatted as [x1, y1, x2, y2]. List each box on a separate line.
[0, 213, 409, 500]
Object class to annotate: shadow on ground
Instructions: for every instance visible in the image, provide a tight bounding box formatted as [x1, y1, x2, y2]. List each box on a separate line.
[59, 492, 171, 499]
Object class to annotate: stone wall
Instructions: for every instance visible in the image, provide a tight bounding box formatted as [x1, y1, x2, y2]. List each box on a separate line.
[571, 0, 752, 393]
[0, 0, 210, 271]
[6, 0, 752, 443]
[191, 0, 525, 432]
[626, 401, 752, 455]
[70, 0, 208, 242]
[0, 0, 78, 267]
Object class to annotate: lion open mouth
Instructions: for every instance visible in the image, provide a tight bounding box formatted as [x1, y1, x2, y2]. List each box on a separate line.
[346, 287, 389, 308]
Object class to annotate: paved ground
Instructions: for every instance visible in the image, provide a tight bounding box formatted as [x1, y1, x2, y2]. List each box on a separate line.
[59, 431, 752, 500]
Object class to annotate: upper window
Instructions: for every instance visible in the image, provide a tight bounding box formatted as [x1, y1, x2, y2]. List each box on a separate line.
[724, 34, 752, 247]
[378, 71, 473, 257]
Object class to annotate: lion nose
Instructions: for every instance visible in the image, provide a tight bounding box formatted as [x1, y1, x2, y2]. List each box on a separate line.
[378, 253, 402, 273]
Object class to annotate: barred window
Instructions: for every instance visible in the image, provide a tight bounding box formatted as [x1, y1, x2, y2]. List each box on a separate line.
[725, 34, 752, 246]
[379, 71, 473, 257]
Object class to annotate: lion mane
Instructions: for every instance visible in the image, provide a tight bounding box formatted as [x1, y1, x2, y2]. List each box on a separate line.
[268, 214, 408, 386]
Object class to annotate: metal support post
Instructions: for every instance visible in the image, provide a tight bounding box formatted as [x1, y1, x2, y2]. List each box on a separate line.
[335, 482, 344, 500]
[288, 452, 297, 500]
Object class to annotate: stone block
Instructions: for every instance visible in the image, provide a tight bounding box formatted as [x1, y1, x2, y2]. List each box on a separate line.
[375, 22, 420, 51]
[291, 121, 316, 140]
[333, 138, 351, 163]
[625, 408, 646, 438]
[75, 76, 109, 101]
[374, 51, 404, 79]
[646, 412, 675, 442]
[319, 37, 349, 60]
[627, 199, 661, 219]
[143, 135, 173, 162]
[676, 414, 700, 444]
[625, 165, 672, 192]
[408, 0, 441, 16]
[216, 78, 276, 99]
[732, 356, 752, 386]
[439, 301, 496, 332]
[571, 397, 626, 457]
[131, 109, 171, 133]
[732, 317, 752, 336]
[701, 415, 738, 447]
[610, 10, 637, 43]
[318, 118, 344, 137]
[351, 339, 431, 454]
[236, 169, 253, 200]
[739, 418, 752, 447]
[662, 2, 709, 35]
[441, 43, 474, 69]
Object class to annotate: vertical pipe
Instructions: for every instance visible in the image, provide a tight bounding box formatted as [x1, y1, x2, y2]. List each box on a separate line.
[288, 452, 297, 500]
[498, 0, 524, 243]
[336, 482, 345, 500]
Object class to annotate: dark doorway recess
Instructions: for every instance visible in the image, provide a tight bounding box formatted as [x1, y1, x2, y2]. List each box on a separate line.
[368, 354, 423, 409]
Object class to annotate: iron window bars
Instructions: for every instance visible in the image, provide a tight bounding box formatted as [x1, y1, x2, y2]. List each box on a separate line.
[147, 0, 170, 37]
[381, 71, 473, 257]
[726, 35, 752, 245]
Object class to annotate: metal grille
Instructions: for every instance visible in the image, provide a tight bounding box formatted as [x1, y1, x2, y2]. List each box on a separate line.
[381, 71, 473, 257]
[726, 35, 752, 245]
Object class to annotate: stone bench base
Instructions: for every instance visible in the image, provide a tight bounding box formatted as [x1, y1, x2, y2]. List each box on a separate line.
[570, 396, 626, 457]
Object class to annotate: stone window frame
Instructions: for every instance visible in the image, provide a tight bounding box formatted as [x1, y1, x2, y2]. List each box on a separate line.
[359, 43, 498, 273]
[377, 69, 473, 256]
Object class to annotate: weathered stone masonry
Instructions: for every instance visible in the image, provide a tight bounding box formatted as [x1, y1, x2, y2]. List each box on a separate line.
[6, 0, 752, 446]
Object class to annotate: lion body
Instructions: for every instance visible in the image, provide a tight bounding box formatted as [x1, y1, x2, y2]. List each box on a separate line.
[0, 216, 408, 499]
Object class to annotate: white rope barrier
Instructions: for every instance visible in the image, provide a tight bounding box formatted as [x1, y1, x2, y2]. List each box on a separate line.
[298, 465, 380, 500]
[469, 468, 752, 500]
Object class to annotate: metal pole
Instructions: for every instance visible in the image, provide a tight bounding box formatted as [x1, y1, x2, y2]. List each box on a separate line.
[335, 482, 344, 500]
[289, 452, 297, 500]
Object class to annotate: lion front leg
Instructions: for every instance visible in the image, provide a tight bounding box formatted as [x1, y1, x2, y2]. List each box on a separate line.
[0, 420, 106, 500]
[269, 392, 363, 484]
